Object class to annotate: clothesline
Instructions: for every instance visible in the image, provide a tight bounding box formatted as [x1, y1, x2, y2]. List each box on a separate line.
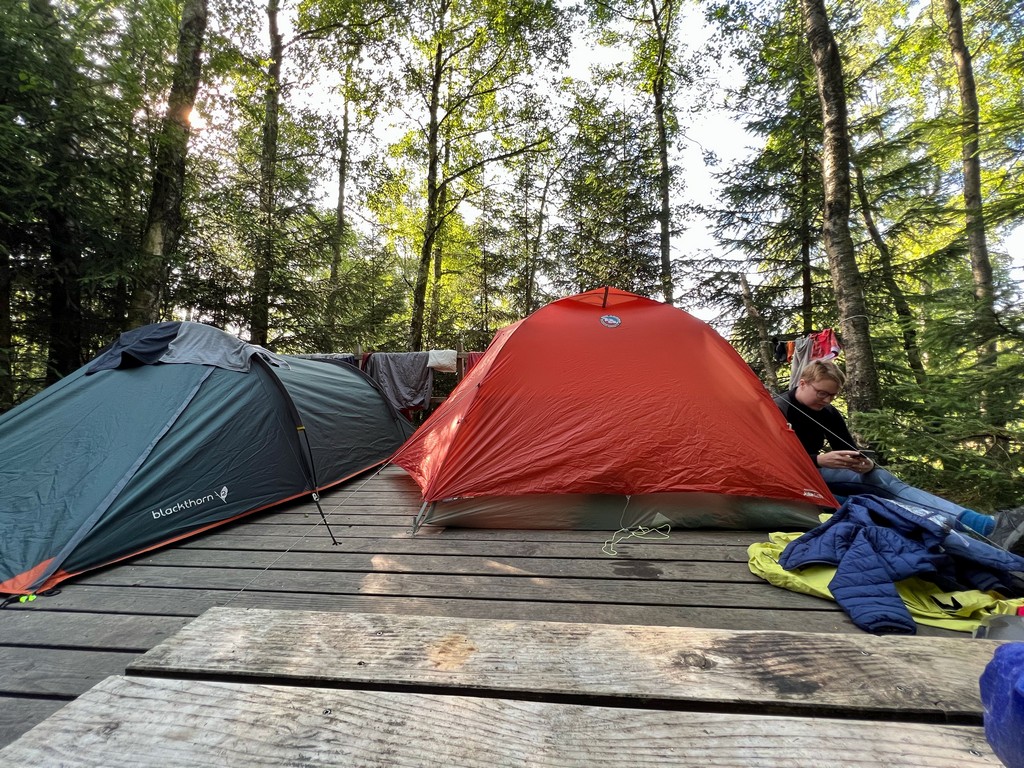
[299, 348, 485, 420]
[770, 328, 843, 389]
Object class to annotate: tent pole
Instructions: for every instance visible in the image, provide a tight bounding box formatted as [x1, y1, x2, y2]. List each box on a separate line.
[411, 501, 431, 534]
[311, 492, 340, 545]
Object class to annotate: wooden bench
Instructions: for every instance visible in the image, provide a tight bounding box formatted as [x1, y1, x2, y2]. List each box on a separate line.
[0, 608, 1003, 766]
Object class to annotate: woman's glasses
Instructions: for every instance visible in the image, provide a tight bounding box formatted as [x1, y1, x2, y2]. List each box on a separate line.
[810, 385, 838, 401]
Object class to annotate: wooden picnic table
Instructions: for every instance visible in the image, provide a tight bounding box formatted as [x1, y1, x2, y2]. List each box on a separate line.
[0, 607, 1003, 766]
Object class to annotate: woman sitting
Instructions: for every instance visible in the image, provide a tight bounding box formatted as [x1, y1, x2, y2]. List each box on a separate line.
[773, 360, 994, 535]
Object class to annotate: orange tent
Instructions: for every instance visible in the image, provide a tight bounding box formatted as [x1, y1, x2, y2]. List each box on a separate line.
[392, 287, 837, 530]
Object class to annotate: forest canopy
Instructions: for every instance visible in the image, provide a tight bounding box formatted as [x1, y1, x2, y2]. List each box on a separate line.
[2, 0, 1023, 509]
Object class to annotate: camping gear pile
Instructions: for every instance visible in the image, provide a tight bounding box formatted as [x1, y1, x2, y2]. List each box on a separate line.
[777, 495, 1024, 634]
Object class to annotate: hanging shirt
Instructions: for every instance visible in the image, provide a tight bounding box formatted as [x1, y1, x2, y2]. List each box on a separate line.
[788, 336, 814, 388]
[810, 328, 841, 361]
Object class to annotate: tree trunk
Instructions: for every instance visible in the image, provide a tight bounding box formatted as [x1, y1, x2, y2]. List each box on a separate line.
[250, 0, 283, 348]
[328, 85, 351, 348]
[798, 124, 814, 334]
[853, 163, 927, 386]
[525, 161, 556, 315]
[45, 207, 82, 383]
[800, 0, 880, 414]
[410, 35, 446, 352]
[943, 0, 997, 354]
[944, 0, 1005, 458]
[739, 273, 781, 393]
[127, 0, 208, 328]
[0, 234, 12, 409]
[427, 138, 451, 347]
[649, 0, 675, 305]
[29, 0, 84, 383]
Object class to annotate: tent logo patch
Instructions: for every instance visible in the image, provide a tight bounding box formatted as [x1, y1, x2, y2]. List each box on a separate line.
[150, 486, 230, 519]
[600, 314, 621, 328]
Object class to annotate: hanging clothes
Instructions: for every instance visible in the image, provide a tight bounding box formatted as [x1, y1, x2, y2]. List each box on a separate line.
[788, 328, 843, 389]
[364, 352, 433, 417]
[427, 349, 457, 373]
[810, 328, 841, 362]
[773, 338, 788, 363]
[788, 336, 814, 389]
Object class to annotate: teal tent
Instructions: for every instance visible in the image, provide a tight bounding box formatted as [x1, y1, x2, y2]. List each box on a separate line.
[0, 322, 413, 594]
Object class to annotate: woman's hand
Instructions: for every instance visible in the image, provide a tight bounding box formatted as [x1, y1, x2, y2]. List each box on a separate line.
[818, 450, 874, 474]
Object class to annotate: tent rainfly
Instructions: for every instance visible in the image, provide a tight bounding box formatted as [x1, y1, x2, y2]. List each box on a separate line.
[0, 322, 413, 595]
[392, 287, 838, 531]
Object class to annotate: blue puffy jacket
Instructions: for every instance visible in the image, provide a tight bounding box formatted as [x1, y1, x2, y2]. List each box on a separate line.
[778, 495, 1024, 634]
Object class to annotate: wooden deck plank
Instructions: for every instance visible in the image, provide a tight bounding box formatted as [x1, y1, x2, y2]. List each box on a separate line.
[0, 697, 71, 748]
[130, 550, 765, 582]
[0, 676, 997, 767]
[0, 647, 139, 697]
[0, 612, 191, 651]
[73, 565, 831, 609]
[174, 534, 753, 561]
[230, 521, 771, 546]
[2, 585, 860, 633]
[129, 608, 996, 721]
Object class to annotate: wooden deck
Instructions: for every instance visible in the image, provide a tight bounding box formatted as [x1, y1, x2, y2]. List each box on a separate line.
[0, 465, 1003, 764]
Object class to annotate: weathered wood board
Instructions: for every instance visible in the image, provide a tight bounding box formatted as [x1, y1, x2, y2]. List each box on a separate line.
[75, 565, 826, 609]
[0, 675, 998, 767]
[0, 697, 71, 748]
[130, 549, 765, 582]
[3, 584, 853, 633]
[174, 533, 754, 560]
[129, 608, 997, 721]
[0, 647, 140, 697]
[0, 612, 191, 651]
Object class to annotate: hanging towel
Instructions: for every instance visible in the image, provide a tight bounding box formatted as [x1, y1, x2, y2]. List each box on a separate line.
[427, 349, 457, 372]
[465, 352, 485, 374]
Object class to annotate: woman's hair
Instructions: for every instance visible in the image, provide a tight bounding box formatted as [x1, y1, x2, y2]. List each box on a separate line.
[799, 359, 846, 388]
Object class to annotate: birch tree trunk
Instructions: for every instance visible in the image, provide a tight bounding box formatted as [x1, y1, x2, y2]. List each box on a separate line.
[800, 0, 880, 414]
[128, 0, 208, 328]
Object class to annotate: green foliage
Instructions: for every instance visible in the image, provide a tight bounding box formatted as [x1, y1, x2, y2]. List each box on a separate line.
[3, 0, 1024, 518]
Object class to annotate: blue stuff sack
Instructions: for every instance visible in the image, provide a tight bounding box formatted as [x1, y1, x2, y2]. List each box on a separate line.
[980, 642, 1024, 768]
